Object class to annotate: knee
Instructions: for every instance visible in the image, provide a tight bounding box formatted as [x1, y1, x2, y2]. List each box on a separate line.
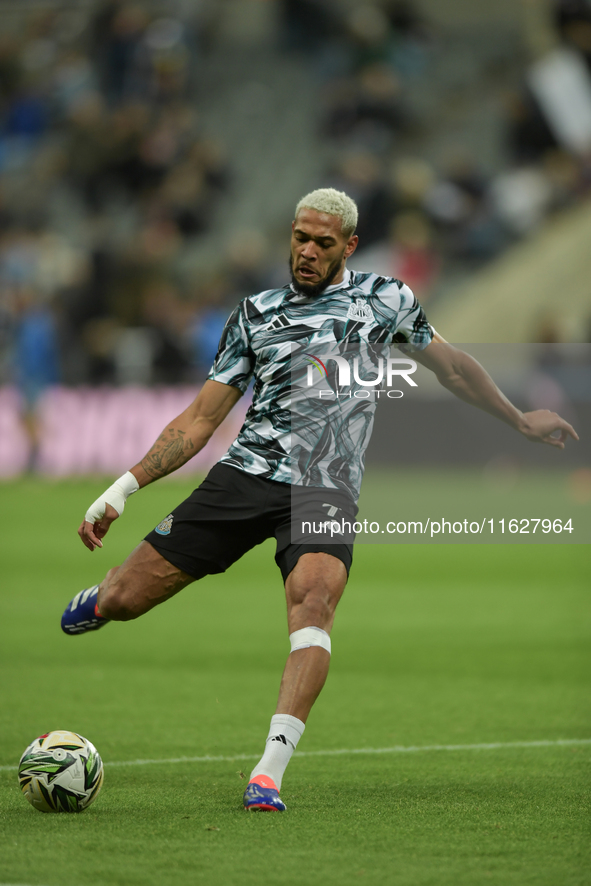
[290, 581, 335, 626]
[307, 587, 334, 622]
[104, 565, 120, 584]
[98, 571, 141, 621]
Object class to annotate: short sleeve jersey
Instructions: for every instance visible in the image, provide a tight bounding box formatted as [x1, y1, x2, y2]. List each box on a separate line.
[207, 269, 432, 500]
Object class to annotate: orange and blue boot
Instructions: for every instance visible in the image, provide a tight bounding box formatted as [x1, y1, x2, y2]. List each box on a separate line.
[243, 775, 286, 812]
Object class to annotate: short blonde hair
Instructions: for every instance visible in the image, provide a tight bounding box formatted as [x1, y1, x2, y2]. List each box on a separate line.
[295, 188, 358, 237]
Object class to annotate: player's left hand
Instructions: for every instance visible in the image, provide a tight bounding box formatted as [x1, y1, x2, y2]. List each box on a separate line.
[519, 410, 579, 448]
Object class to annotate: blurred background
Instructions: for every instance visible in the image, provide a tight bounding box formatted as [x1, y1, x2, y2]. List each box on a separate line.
[1, 0, 590, 476]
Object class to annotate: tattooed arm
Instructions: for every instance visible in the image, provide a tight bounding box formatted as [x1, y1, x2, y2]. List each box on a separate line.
[134, 380, 242, 485]
[78, 381, 242, 550]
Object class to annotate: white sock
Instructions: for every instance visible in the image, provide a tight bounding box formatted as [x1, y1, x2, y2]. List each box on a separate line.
[249, 714, 305, 791]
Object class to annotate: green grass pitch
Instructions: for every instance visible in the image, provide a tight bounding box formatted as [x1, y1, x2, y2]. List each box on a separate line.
[0, 475, 589, 886]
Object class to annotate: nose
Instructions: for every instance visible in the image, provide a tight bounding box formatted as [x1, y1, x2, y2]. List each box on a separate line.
[300, 240, 317, 261]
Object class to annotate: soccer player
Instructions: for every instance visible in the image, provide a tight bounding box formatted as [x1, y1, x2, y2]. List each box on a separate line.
[61, 188, 578, 812]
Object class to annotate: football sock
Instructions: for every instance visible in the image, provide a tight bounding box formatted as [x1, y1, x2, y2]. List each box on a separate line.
[249, 714, 305, 791]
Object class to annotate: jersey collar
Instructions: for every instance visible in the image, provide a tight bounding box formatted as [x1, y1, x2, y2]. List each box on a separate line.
[324, 268, 352, 292]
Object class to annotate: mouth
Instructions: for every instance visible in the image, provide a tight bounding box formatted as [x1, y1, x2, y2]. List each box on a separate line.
[297, 265, 318, 280]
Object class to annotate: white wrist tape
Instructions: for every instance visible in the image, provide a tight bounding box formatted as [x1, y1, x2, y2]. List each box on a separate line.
[289, 626, 331, 655]
[84, 471, 140, 524]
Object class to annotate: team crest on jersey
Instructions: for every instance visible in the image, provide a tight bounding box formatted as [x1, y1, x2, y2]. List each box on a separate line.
[155, 514, 174, 536]
[346, 299, 374, 323]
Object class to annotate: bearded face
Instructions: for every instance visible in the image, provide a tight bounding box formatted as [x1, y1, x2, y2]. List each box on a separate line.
[289, 251, 344, 297]
[289, 208, 358, 297]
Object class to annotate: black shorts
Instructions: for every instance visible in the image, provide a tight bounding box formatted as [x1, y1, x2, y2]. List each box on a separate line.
[144, 463, 356, 583]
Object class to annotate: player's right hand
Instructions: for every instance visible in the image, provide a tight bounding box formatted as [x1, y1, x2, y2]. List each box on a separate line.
[77, 472, 140, 551]
[78, 503, 120, 551]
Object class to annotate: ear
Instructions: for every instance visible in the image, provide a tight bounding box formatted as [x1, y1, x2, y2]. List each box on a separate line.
[344, 234, 358, 259]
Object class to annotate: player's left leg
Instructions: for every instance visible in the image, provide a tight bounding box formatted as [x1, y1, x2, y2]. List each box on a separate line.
[275, 551, 346, 719]
[244, 552, 347, 811]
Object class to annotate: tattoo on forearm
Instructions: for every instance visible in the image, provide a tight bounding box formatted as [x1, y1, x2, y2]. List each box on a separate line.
[141, 428, 195, 479]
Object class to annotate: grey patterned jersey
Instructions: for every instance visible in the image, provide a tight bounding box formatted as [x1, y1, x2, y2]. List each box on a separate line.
[207, 269, 432, 500]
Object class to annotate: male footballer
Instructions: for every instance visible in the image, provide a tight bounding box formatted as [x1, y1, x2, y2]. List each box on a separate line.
[61, 188, 577, 811]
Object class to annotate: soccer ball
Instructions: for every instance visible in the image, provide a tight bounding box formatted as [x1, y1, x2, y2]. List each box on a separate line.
[18, 730, 104, 813]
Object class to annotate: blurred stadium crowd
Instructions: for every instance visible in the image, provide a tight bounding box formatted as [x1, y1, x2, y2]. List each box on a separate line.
[1, 0, 591, 408]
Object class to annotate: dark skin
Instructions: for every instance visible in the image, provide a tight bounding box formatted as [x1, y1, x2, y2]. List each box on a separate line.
[290, 208, 358, 294]
[77, 207, 578, 724]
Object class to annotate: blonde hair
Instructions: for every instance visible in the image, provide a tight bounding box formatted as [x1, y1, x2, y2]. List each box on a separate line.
[295, 188, 358, 237]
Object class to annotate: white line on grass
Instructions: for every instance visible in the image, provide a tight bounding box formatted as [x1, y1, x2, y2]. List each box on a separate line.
[2, 737, 589, 772]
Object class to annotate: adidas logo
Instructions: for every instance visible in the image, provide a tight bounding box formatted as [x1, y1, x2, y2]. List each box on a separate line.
[346, 299, 374, 323]
[268, 314, 290, 330]
[270, 734, 288, 745]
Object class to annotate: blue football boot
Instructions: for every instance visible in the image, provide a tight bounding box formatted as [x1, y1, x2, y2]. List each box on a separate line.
[61, 585, 109, 635]
[243, 775, 286, 812]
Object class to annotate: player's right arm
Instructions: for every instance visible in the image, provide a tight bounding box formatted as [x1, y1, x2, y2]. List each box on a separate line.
[78, 380, 242, 551]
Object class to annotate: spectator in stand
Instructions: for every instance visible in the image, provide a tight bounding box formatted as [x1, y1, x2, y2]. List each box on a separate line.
[504, 89, 559, 165]
[353, 207, 440, 300]
[279, 0, 339, 55]
[12, 288, 60, 470]
[323, 62, 407, 147]
[423, 152, 507, 265]
[328, 151, 396, 248]
[554, 0, 591, 71]
[139, 281, 193, 384]
[4, 81, 49, 142]
[91, 2, 148, 106]
[190, 297, 229, 380]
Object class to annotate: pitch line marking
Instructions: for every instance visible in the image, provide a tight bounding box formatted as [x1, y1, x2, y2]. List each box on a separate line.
[2, 738, 589, 772]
